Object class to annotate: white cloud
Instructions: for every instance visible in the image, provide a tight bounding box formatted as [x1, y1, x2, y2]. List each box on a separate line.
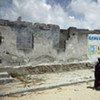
[0, 0, 100, 29]
[70, 0, 100, 29]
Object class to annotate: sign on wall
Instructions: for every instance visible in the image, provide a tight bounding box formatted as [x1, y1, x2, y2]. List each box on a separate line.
[88, 34, 100, 58]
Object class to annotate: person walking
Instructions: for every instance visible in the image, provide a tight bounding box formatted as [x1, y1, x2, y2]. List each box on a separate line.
[94, 58, 100, 90]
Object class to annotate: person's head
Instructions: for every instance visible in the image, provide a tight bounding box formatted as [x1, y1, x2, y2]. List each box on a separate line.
[98, 58, 100, 62]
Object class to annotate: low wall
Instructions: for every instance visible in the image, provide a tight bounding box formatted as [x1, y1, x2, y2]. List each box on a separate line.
[0, 62, 94, 75]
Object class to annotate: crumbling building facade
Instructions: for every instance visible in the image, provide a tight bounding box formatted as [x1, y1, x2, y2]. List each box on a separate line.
[0, 19, 100, 66]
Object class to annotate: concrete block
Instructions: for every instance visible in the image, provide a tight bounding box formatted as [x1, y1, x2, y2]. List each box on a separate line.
[0, 72, 9, 78]
[0, 77, 13, 85]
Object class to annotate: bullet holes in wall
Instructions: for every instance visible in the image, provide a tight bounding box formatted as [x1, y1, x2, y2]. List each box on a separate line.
[72, 33, 75, 36]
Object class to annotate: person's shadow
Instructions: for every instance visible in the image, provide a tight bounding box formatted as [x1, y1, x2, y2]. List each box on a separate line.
[87, 86, 100, 91]
[87, 86, 95, 90]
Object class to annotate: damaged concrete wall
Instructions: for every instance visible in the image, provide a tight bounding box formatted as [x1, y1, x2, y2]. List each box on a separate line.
[0, 19, 60, 66]
[65, 27, 89, 61]
[0, 19, 100, 66]
[59, 27, 85, 62]
[30, 23, 60, 65]
[0, 25, 31, 65]
[59, 27, 100, 62]
[0, 19, 34, 65]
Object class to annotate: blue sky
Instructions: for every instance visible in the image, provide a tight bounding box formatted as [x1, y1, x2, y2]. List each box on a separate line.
[0, 0, 100, 29]
[0, 0, 71, 7]
[46, 0, 71, 8]
[0, 0, 12, 7]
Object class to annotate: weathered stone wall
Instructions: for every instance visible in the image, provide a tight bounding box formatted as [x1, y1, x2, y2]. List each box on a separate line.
[0, 19, 100, 66]
[0, 19, 60, 66]
[0, 62, 94, 74]
[0, 25, 32, 65]
[30, 23, 60, 65]
[0, 19, 33, 65]
[59, 27, 100, 62]
[65, 27, 89, 61]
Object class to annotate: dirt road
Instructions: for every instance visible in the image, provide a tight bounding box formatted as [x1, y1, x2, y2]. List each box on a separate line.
[1, 82, 100, 100]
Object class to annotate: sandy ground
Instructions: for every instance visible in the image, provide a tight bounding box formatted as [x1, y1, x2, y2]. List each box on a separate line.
[1, 82, 100, 100]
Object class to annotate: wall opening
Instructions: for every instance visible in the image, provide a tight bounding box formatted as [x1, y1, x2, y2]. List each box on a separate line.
[0, 32, 3, 45]
[0, 59, 2, 63]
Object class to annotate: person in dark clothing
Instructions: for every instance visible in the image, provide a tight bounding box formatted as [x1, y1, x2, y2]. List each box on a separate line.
[94, 58, 100, 90]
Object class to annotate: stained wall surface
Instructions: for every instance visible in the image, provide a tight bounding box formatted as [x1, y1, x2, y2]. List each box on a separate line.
[0, 19, 100, 66]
